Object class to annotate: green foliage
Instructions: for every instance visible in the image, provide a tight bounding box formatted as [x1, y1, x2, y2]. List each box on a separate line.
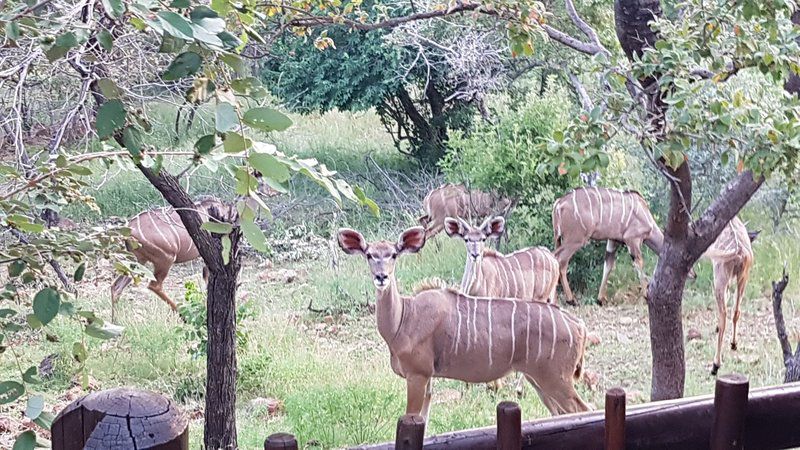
[441, 83, 606, 296]
[178, 281, 255, 359]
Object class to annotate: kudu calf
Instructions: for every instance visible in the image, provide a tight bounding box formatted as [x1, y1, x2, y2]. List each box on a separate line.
[338, 226, 590, 422]
[418, 184, 513, 240]
[110, 197, 231, 317]
[702, 216, 756, 375]
[552, 187, 663, 305]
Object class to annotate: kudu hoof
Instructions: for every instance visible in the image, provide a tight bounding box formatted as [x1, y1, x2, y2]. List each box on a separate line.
[711, 363, 720, 376]
[566, 299, 579, 307]
[731, 342, 738, 351]
[596, 298, 606, 307]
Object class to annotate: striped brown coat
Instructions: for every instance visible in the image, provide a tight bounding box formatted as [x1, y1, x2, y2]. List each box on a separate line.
[419, 184, 512, 239]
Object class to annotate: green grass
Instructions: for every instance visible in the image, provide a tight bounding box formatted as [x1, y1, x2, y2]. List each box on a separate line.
[4, 106, 800, 449]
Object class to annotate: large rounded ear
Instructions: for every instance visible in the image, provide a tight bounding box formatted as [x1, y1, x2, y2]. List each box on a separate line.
[337, 228, 367, 255]
[444, 217, 462, 238]
[482, 216, 505, 238]
[397, 226, 426, 254]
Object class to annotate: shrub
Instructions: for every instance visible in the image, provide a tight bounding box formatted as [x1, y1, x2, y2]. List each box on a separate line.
[440, 82, 605, 298]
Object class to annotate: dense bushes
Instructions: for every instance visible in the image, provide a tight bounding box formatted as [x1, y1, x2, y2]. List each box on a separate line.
[441, 82, 606, 298]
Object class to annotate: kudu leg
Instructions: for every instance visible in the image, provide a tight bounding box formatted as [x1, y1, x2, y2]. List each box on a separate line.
[406, 374, 431, 421]
[148, 265, 178, 312]
[711, 267, 730, 376]
[597, 240, 619, 306]
[110, 275, 133, 322]
[731, 266, 750, 351]
[528, 374, 590, 415]
[554, 243, 583, 306]
[420, 378, 433, 422]
[628, 240, 648, 298]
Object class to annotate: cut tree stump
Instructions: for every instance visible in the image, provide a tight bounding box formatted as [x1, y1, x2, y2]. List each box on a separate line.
[52, 387, 188, 449]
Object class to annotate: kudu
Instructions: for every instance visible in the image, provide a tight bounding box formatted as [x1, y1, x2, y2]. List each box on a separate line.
[445, 216, 559, 303]
[110, 197, 231, 318]
[418, 184, 513, 240]
[338, 226, 590, 422]
[552, 187, 663, 305]
[702, 216, 757, 375]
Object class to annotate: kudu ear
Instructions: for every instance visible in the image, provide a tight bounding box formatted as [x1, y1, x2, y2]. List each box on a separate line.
[444, 217, 463, 237]
[482, 216, 505, 237]
[337, 228, 367, 255]
[397, 226, 426, 254]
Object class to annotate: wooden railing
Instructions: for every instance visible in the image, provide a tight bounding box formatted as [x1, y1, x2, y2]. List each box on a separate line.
[50, 374, 800, 450]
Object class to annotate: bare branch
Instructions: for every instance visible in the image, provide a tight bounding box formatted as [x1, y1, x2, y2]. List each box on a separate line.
[566, 70, 593, 110]
[563, 0, 611, 56]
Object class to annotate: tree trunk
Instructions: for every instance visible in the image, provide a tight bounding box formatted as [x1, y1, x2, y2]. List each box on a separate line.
[204, 217, 241, 449]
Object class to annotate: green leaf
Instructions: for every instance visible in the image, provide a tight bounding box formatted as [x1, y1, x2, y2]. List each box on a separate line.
[162, 52, 202, 81]
[26, 314, 43, 329]
[211, 0, 232, 15]
[201, 221, 233, 234]
[158, 33, 185, 53]
[219, 53, 244, 72]
[215, 102, 238, 132]
[122, 127, 143, 157]
[8, 261, 25, 277]
[22, 366, 40, 385]
[101, 0, 125, 19]
[12, 430, 35, 450]
[73, 263, 86, 282]
[96, 78, 122, 100]
[72, 342, 87, 363]
[59, 302, 76, 316]
[195, 135, 216, 154]
[32, 288, 60, 326]
[6, 22, 21, 41]
[0, 309, 16, 318]
[33, 411, 54, 431]
[218, 32, 242, 50]
[248, 153, 290, 184]
[85, 320, 124, 340]
[0, 381, 24, 404]
[97, 29, 113, 52]
[223, 132, 251, 153]
[241, 218, 267, 252]
[24, 394, 44, 420]
[158, 11, 195, 41]
[234, 167, 258, 195]
[96, 100, 126, 139]
[242, 107, 292, 132]
[231, 77, 262, 95]
[191, 6, 220, 21]
[171, 0, 190, 7]
[221, 234, 232, 265]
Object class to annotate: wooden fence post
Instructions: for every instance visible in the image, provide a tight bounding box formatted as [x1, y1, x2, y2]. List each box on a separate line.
[264, 432, 298, 450]
[497, 401, 522, 450]
[395, 414, 425, 450]
[51, 387, 188, 450]
[604, 387, 626, 450]
[710, 373, 749, 450]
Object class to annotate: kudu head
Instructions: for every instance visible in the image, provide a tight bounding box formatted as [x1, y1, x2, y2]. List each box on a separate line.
[337, 227, 426, 289]
[444, 216, 505, 262]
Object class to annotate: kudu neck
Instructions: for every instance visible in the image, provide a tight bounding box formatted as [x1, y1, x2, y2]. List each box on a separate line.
[375, 275, 404, 346]
[646, 227, 665, 254]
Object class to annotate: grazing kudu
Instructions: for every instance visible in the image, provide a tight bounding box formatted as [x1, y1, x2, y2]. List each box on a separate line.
[445, 216, 559, 303]
[110, 197, 231, 318]
[418, 184, 513, 240]
[338, 226, 590, 422]
[702, 216, 757, 375]
[552, 187, 663, 305]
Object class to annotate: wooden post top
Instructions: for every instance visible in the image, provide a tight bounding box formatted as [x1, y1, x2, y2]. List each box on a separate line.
[52, 387, 188, 450]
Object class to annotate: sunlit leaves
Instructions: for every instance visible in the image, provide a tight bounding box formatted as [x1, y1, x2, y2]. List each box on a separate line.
[84, 320, 124, 340]
[158, 11, 195, 40]
[96, 78, 123, 100]
[241, 218, 267, 252]
[96, 100, 126, 139]
[72, 342, 87, 363]
[215, 102, 238, 132]
[97, 29, 114, 51]
[195, 135, 217, 154]
[242, 107, 293, 132]
[24, 394, 44, 420]
[32, 288, 60, 326]
[248, 153, 290, 186]
[163, 52, 203, 80]
[223, 132, 251, 153]
[201, 221, 233, 234]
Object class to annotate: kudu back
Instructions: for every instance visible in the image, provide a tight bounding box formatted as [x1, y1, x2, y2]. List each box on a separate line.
[419, 184, 513, 240]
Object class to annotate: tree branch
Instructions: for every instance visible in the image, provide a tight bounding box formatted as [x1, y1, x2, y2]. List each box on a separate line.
[563, 0, 611, 56]
[772, 267, 793, 364]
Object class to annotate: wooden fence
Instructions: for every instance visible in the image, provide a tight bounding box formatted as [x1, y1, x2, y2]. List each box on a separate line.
[51, 374, 800, 450]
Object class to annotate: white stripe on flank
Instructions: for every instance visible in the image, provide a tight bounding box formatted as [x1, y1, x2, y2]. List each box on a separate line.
[594, 187, 603, 225]
[585, 189, 594, 224]
[625, 196, 637, 228]
[536, 305, 543, 362]
[513, 257, 525, 298]
[150, 213, 175, 257]
[572, 193, 587, 231]
[131, 218, 154, 249]
[510, 300, 517, 364]
[454, 297, 462, 355]
[549, 306, 557, 360]
[559, 310, 573, 348]
[525, 302, 531, 363]
[528, 252, 537, 298]
[607, 189, 615, 223]
[620, 194, 627, 230]
[487, 299, 493, 366]
[164, 211, 182, 256]
[473, 295, 479, 347]
[465, 298, 472, 352]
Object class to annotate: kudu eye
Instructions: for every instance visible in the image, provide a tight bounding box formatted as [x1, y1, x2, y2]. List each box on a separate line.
[391, 253, 397, 259]
[366, 254, 373, 260]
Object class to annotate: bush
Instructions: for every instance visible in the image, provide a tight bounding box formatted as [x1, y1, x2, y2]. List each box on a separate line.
[440, 81, 605, 297]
